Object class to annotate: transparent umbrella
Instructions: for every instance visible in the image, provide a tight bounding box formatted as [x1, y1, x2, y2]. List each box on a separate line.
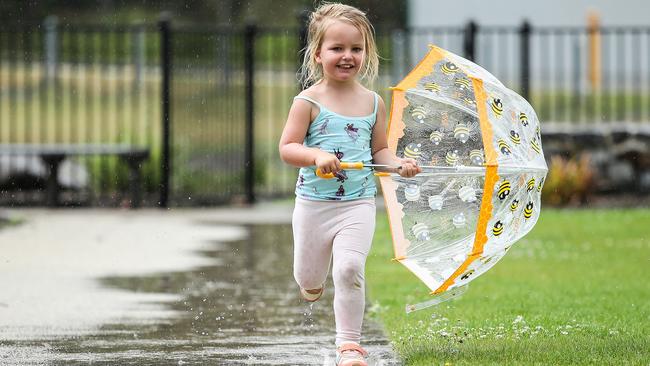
[378, 45, 548, 312]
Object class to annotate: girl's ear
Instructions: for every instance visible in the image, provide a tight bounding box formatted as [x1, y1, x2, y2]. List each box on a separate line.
[315, 47, 322, 64]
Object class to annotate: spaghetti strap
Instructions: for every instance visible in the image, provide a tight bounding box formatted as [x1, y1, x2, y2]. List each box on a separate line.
[294, 95, 323, 109]
[372, 92, 379, 116]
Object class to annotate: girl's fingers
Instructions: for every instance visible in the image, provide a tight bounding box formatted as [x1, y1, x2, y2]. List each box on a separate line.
[407, 168, 417, 177]
[321, 164, 340, 175]
[399, 163, 421, 177]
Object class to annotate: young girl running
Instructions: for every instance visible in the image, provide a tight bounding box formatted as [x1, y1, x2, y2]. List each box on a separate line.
[279, 3, 420, 365]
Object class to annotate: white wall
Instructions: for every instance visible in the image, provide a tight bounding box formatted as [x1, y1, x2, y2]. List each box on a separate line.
[408, 0, 650, 27]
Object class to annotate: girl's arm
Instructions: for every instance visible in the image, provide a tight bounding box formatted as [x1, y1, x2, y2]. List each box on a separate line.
[371, 96, 421, 178]
[279, 99, 341, 174]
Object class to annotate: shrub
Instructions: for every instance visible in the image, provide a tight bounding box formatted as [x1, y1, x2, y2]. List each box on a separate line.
[542, 153, 596, 206]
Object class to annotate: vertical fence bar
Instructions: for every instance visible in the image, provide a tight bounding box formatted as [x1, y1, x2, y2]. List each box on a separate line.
[99, 30, 109, 200]
[552, 30, 560, 121]
[159, 15, 172, 208]
[8, 27, 17, 144]
[616, 28, 625, 121]
[520, 21, 531, 101]
[391, 29, 406, 85]
[244, 23, 256, 204]
[463, 20, 477, 61]
[18, 28, 26, 144]
[646, 30, 650, 122]
[571, 33, 581, 123]
[632, 30, 641, 121]
[44, 16, 58, 84]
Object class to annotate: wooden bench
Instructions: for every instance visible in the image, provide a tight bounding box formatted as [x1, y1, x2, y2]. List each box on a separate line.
[0, 143, 150, 208]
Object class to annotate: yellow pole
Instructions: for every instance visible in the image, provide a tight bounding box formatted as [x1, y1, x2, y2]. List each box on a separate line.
[587, 10, 601, 91]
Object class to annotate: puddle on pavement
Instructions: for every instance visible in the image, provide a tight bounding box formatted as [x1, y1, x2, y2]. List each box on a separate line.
[1, 224, 400, 365]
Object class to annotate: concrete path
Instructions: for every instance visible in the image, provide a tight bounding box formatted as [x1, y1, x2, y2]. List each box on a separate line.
[0, 203, 401, 365]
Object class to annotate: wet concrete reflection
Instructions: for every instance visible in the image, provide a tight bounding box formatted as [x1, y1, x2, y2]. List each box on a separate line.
[2, 224, 400, 365]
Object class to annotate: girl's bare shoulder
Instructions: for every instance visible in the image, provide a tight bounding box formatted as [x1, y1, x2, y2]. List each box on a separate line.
[294, 86, 324, 120]
[297, 84, 325, 100]
[354, 82, 379, 96]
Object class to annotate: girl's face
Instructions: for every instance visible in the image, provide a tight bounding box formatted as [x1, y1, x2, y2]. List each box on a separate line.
[315, 20, 365, 83]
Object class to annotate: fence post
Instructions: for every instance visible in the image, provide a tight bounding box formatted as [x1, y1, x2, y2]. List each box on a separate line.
[133, 24, 145, 91]
[391, 29, 407, 85]
[244, 23, 257, 204]
[463, 20, 477, 61]
[44, 15, 58, 83]
[520, 20, 531, 101]
[159, 14, 172, 208]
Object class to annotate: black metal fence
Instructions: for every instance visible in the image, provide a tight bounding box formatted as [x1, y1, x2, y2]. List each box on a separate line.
[1, 18, 649, 207]
[0, 20, 163, 207]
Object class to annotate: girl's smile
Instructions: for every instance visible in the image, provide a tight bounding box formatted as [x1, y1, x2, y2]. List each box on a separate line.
[316, 21, 365, 83]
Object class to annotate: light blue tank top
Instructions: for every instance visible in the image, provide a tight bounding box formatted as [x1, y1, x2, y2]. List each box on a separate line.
[294, 93, 378, 201]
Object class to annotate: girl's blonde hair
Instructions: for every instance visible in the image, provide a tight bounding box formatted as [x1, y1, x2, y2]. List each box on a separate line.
[299, 2, 379, 89]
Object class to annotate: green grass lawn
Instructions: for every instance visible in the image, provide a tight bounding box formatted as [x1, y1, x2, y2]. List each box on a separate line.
[366, 208, 650, 365]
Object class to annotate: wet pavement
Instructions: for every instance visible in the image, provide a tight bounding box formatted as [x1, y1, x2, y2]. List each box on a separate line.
[0, 205, 400, 365]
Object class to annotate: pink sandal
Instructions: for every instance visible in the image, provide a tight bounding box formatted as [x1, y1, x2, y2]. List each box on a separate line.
[336, 342, 368, 366]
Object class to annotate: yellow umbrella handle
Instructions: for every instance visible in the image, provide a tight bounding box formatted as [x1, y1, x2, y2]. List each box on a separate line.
[315, 162, 364, 179]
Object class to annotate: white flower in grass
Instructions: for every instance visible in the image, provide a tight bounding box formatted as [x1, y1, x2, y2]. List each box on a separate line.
[513, 315, 525, 324]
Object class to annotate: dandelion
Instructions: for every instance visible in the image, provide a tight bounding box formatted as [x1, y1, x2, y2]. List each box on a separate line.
[513, 315, 525, 324]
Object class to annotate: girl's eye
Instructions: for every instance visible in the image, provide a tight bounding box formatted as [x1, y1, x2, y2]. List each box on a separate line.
[353, 47, 363, 52]
[332, 47, 342, 51]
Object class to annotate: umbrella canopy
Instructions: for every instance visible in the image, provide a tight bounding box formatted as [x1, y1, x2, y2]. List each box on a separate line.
[380, 45, 548, 312]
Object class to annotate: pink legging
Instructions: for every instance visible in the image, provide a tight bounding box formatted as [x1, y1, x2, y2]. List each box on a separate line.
[292, 197, 376, 346]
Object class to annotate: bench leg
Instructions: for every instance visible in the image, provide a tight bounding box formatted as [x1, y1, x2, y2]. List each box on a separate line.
[123, 156, 146, 209]
[42, 155, 65, 207]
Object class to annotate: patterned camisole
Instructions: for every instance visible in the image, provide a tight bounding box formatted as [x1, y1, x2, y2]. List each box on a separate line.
[294, 93, 378, 201]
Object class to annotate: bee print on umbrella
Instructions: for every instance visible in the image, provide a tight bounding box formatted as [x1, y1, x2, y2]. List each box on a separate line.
[333, 148, 344, 160]
[336, 185, 345, 197]
[344, 123, 359, 141]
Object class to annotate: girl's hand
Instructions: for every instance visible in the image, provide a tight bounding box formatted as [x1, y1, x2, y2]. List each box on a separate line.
[398, 158, 421, 178]
[314, 151, 341, 175]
